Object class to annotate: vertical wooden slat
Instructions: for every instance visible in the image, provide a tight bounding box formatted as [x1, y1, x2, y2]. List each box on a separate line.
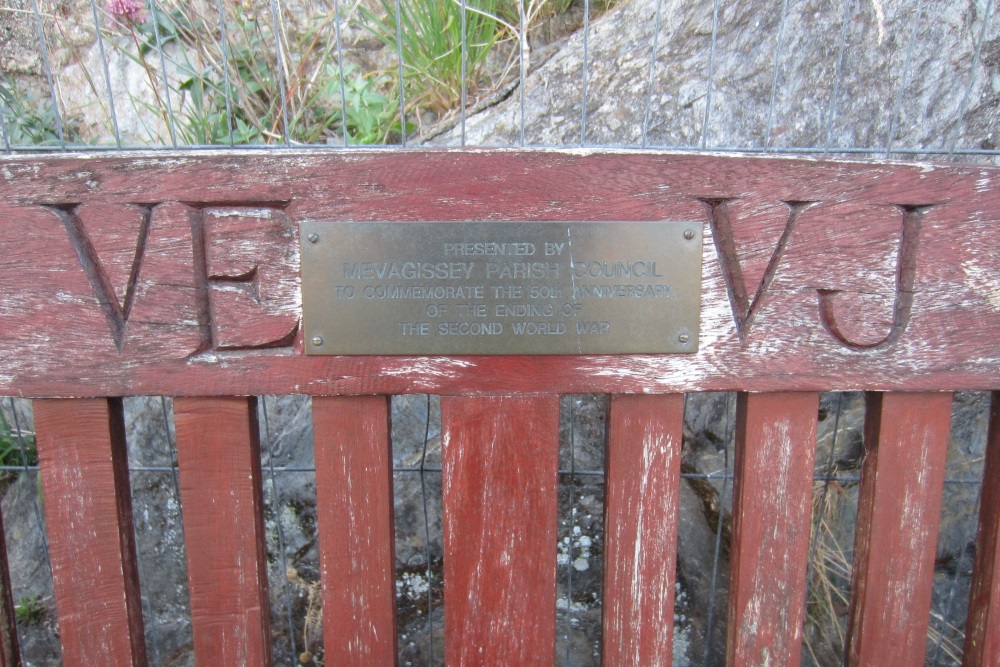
[727, 392, 819, 666]
[441, 395, 559, 666]
[0, 508, 19, 667]
[964, 390, 1000, 666]
[313, 396, 397, 664]
[173, 397, 271, 666]
[845, 392, 952, 666]
[33, 398, 146, 666]
[603, 394, 684, 666]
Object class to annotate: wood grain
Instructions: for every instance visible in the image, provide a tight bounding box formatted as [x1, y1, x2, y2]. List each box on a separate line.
[964, 391, 1000, 666]
[727, 392, 819, 667]
[0, 507, 19, 667]
[33, 398, 145, 666]
[602, 394, 683, 666]
[441, 395, 559, 666]
[844, 392, 952, 667]
[0, 151, 998, 396]
[313, 396, 397, 664]
[173, 397, 271, 666]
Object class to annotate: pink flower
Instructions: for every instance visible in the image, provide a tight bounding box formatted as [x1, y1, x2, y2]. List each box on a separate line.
[107, 0, 145, 23]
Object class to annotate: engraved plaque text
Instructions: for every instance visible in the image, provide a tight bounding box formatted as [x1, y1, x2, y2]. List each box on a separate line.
[302, 222, 702, 354]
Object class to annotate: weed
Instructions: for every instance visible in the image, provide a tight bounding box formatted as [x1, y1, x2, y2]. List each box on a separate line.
[15, 0, 607, 147]
[170, 15, 272, 145]
[0, 79, 79, 147]
[803, 481, 853, 665]
[127, 4, 277, 144]
[803, 476, 968, 666]
[36, 0, 600, 146]
[360, 0, 509, 117]
[286, 565, 322, 664]
[15, 595, 45, 625]
[0, 408, 37, 471]
[359, 0, 618, 130]
[100, 1, 346, 145]
[339, 65, 407, 144]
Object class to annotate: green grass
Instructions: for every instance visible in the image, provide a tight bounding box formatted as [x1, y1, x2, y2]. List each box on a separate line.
[360, 0, 509, 116]
[0, 408, 36, 471]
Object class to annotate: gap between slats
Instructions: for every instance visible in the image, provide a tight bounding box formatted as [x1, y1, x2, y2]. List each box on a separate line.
[0, 505, 18, 667]
[964, 390, 1000, 666]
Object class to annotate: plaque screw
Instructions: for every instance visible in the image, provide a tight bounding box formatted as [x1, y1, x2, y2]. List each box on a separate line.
[311, 336, 324, 346]
[678, 334, 690, 343]
[307, 233, 320, 244]
[683, 229, 695, 240]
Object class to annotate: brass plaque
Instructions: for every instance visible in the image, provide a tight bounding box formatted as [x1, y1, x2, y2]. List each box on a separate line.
[301, 221, 702, 355]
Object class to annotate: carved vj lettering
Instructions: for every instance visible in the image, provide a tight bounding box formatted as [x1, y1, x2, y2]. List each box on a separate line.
[702, 198, 931, 351]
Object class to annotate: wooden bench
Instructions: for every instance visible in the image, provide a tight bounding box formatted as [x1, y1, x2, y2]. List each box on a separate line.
[0, 149, 998, 665]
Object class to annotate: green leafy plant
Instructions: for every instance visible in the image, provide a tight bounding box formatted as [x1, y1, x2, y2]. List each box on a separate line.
[15, 595, 45, 625]
[338, 66, 406, 144]
[0, 79, 79, 147]
[134, 6, 189, 55]
[173, 47, 269, 145]
[147, 2, 414, 145]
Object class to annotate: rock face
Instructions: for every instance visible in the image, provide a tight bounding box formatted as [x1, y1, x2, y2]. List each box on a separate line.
[436, 0, 999, 154]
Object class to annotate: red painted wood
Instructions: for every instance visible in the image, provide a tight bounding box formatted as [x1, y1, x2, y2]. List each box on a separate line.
[313, 396, 397, 664]
[0, 152, 998, 397]
[727, 392, 819, 667]
[844, 392, 952, 666]
[0, 507, 19, 667]
[33, 398, 145, 666]
[964, 391, 1000, 666]
[441, 395, 559, 665]
[172, 397, 271, 665]
[603, 394, 683, 666]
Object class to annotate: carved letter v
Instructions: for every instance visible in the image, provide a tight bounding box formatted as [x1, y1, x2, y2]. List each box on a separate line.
[700, 198, 817, 344]
[49, 204, 152, 353]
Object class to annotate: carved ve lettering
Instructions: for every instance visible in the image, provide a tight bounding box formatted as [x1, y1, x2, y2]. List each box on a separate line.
[817, 204, 931, 351]
[52, 201, 298, 355]
[700, 198, 817, 344]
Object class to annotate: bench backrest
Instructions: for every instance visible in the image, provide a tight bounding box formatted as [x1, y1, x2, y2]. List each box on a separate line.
[0, 150, 998, 665]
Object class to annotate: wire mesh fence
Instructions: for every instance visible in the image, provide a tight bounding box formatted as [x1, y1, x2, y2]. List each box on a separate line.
[0, 0, 996, 158]
[0, 392, 992, 666]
